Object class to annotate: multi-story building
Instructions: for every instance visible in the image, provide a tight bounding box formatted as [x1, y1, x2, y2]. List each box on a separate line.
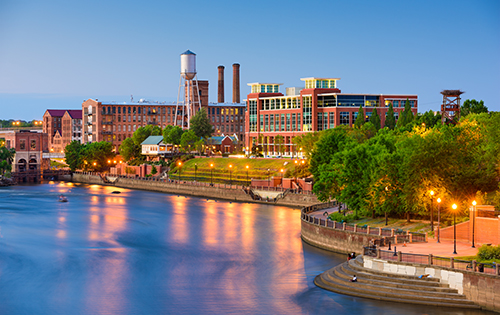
[0, 130, 49, 171]
[245, 77, 417, 156]
[83, 79, 246, 153]
[43, 109, 82, 153]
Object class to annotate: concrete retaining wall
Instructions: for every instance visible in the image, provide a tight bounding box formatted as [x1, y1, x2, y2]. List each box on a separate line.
[363, 255, 500, 312]
[67, 174, 318, 208]
[301, 219, 382, 254]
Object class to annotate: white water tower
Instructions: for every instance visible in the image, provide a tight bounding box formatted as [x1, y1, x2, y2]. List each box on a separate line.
[175, 50, 201, 129]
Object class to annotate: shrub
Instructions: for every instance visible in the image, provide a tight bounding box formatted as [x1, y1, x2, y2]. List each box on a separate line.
[328, 212, 359, 223]
[477, 244, 500, 261]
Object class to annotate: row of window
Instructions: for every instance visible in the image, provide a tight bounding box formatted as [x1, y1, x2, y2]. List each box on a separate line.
[252, 96, 416, 110]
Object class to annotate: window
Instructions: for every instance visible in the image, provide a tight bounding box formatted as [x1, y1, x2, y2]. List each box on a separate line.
[329, 112, 335, 129]
[286, 114, 290, 131]
[128, 107, 131, 114]
[292, 113, 296, 131]
[302, 96, 312, 131]
[20, 140, 25, 150]
[31, 140, 36, 149]
[281, 114, 285, 131]
[270, 115, 274, 131]
[340, 112, 349, 125]
[260, 115, 264, 132]
[317, 113, 324, 131]
[249, 100, 257, 132]
[265, 115, 269, 131]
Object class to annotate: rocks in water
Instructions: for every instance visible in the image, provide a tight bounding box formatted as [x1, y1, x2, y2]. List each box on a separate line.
[0, 177, 16, 186]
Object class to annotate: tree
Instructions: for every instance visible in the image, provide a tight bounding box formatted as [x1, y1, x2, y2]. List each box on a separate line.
[417, 110, 441, 128]
[292, 131, 321, 159]
[180, 130, 198, 152]
[461, 99, 488, 117]
[384, 103, 396, 129]
[190, 108, 213, 139]
[64, 141, 83, 172]
[369, 108, 381, 130]
[163, 125, 184, 146]
[81, 141, 115, 172]
[396, 99, 414, 129]
[274, 135, 285, 155]
[0, 146, 15, 175]
[354, 105, 365, 128]
[119, 137, 140, 162]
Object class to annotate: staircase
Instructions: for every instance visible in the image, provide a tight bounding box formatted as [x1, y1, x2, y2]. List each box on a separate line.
[314, 256, 481, 309]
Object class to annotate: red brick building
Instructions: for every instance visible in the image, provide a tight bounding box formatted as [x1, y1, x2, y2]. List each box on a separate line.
[43, 109, 82, 153]
[0, 130, 49, 171]
[245, 77, 418, 156]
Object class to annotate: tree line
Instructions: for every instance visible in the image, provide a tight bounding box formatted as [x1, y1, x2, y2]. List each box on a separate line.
[307, 100, 498, 222]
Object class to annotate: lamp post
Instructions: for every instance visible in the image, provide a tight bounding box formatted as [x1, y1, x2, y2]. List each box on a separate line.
[437, 198, 441, 243]
[246, 165, 249, 187]
[194, 163, 197, 182]
[210, 163, 214, 186]
[178, 161, 182, 182]
[267, 169, 270, 188]
[385, 186, 389, 226]
[280, 168, 284, 191]
[472, 200, 477, 248]
[452, 203, 457, 254]
[229, 164, 233, 186]
[430, 190, 435, 231]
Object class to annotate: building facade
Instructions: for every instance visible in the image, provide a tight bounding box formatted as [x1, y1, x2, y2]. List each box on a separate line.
[245, 77, 418, 156]
[43, 109, 82, 153]
[0, 130, 49, 172]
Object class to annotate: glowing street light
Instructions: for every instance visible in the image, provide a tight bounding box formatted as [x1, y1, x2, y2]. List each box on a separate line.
[437, 198, 442, 243]
[472, 200, 477, 248]
[229, 164, 233, 186]
[280, 168, 284, 191]
[452, 203, 458, 254]
[246, 165, 249, 187]
[178, 161, 182, 182]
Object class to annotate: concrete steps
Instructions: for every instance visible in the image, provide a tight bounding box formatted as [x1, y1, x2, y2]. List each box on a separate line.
[314, 256, 481, 309]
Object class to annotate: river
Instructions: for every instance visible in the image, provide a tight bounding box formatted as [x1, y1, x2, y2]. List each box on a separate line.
[0, 182, 490, 314]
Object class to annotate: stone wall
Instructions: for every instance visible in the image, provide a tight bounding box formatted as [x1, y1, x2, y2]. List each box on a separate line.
[301, 219, 383, 255]
[68, 173, 318, 208]
[363, 255, 500, 312]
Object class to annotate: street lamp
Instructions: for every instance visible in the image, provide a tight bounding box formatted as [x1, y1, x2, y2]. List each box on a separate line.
[194, 163, 197, 182]
[437, 198, 441, 243]
[178, 161, 182, 182]
[210, 163, 214, 186]
[229, 164, 233, 186]
[429, 190, 435, 231]
[385, 186, 389, 225]
[452, 203, 458, 254]
[246, 165, 249, 186]
[280, 168, 284, 191]
[472, 200, 477, 248]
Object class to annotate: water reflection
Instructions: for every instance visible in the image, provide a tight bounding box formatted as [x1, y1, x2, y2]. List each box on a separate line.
[0, 183, 493, 315]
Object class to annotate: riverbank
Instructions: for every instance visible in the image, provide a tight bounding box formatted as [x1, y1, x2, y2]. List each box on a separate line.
[63, 173, 319, 208]
[0, 177, 16, 186]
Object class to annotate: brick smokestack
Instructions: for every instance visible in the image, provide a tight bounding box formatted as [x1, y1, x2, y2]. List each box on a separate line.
[218, 65, 225, 103]
[232, 63, 240, 103]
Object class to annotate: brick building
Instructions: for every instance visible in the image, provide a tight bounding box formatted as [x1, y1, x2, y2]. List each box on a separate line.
[0, 130, 49, 172]
[245, 77, 418, 156]
[43, 109, 82, 153]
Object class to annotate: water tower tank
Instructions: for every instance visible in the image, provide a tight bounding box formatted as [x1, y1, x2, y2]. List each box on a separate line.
[180, 50, 196, 80]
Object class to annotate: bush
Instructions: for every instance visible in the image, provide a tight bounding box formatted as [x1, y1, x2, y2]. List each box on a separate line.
[328, 212, 359, 223]
[477, 244, 500, 261]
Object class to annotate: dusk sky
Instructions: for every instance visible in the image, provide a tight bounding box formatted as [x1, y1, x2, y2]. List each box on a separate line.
[0, 0, 499, 120]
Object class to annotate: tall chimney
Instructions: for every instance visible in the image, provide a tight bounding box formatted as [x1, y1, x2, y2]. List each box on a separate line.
[232, 63, 240, 103]
[218, 65, 225, 103]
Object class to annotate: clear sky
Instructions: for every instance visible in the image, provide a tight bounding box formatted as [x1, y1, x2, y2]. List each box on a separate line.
[0, 0, 499, 120]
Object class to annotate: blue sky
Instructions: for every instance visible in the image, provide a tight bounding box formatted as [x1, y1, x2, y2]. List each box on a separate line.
[0, 0, 499, 120]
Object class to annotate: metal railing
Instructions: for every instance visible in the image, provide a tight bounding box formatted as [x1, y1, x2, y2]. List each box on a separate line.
[363, 246, 500, 276]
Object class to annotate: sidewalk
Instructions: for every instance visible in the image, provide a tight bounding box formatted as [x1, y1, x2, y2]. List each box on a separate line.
[307, 208, 478, 257]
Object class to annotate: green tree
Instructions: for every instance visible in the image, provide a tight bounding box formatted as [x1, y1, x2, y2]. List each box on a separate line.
[369, 108, 381, 130]
[163, 125, 184, 146]
[354, 105, 365, 128]
[180, 130, 198, 152]
[384, 103, 396, 129]
[82, 141, 115, 172]
[461, 99, 488, 117]
[151, 166, 158, 175]
[417, 110, 441, 128]
[396, 99, 414, 128]
[190, 108, 213, 139]
[0, 146, 15, 175]
[64, 141, 84, 172]
[119, 137, 140, 162]
[292, 131, 321, 159]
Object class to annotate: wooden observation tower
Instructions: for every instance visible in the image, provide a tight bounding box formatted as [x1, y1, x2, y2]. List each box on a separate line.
[441, 90, 464, 124]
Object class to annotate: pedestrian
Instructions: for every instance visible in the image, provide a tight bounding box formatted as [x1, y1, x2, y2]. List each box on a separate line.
[350, 275, 357, 282]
